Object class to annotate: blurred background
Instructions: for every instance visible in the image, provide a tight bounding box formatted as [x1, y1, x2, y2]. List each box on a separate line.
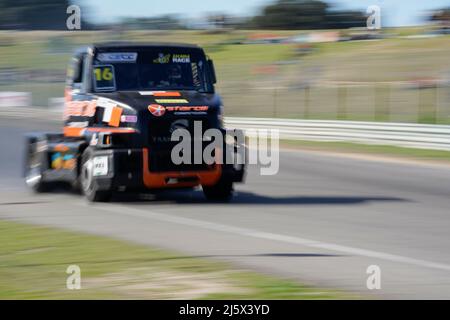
[0, 0, 449, 123]
[1, 0, 450, 300]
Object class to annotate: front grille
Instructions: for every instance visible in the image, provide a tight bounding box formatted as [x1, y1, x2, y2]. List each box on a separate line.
[148, 116, 211, 146]
[148, 147, 214, 172]
[147, 116, 216, 172]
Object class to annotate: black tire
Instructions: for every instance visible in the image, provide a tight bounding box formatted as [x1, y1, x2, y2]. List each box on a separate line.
[24, 140, 50, 193]
[71, 157, 82, 194]
[80, 148, 111, 202]
[202, 177, 234, 202]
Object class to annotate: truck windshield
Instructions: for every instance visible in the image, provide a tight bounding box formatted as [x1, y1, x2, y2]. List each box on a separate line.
[92, 49, 212, 93]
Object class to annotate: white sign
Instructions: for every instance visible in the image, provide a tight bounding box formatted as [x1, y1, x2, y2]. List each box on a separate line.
[97, 53, 137, 63]
[93, 156, 108, 176]
[0, 92, 31, 107]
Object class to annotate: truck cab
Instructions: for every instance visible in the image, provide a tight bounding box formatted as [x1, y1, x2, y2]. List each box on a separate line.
[24, 43, 246, 201]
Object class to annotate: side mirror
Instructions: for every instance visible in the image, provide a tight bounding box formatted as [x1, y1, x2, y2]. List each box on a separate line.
[72, 59, 83, 84]
[207, 59, 217, 84]
[72, 82, 82, 91]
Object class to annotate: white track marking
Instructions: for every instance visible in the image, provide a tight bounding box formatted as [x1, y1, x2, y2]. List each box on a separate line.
[76, 202, 450, 272]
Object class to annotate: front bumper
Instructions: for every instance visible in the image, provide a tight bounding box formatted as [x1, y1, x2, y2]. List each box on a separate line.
[90, 145, 246, 192]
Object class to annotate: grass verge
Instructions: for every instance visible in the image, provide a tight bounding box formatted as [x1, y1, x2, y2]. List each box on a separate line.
[281, 139, 450, 164]
[0, 219, 349, 299]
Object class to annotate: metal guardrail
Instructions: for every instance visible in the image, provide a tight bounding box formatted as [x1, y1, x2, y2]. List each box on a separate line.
[0, 108, 449, 151]
[226, 117, 450, 151]
[0, 107, 62, 120]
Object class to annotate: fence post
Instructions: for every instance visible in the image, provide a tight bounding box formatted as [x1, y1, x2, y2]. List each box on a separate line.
[418, 86, 437, 124]
[273, 87, 277, 118]
[337, 86, 347, 120]
[375, 84, 390, 122]
[303, 86, 310, 119]
[430, 86, 437, 124]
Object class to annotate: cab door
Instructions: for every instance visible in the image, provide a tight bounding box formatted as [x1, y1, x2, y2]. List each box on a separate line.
[64, 52, 97, 137]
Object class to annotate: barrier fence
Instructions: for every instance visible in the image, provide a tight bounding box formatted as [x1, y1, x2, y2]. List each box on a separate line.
[0, 107, 449, 151]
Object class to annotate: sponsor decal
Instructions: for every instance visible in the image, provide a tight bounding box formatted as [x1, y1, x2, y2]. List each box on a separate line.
[172, 54, 190, 63]
[148, 104, 166, 117]
[97, 52, 137, 63]
[66, 121, 88, 128]
[120, 115, 138, 123]
[64, 101, 96, 119]
[155, 99, 188, 104]
[54, 144, 70, 153]
[152, 136, 173, 143]
[139, 91, 181, 97]
[102, 105, 123, 127]
[166, 106, 209, 112]
[154, 92, 181, 97]
[166, 106, 209, 115]
[153, 53, 171, 64]
[63, 154, 76, 170]
[93, 156, 108, 176]
[97, 98, 124, 127]
[51, 152, 75, 170]
[63, 126, 136, 137]
[51, 153, 63, 169]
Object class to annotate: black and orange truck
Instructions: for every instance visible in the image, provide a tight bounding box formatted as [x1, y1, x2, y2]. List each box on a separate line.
[24, 43, 246, 201]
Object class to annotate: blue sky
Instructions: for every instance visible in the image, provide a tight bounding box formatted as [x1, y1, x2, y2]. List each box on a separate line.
[79, 0, 450, 26]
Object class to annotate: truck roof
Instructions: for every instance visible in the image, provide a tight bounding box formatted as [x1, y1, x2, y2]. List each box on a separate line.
[92, 42, 201, 51]
[73, 43, 204, 58]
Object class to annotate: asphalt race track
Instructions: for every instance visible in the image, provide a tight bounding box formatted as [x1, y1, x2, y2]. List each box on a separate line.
[1, 117, 450, 298]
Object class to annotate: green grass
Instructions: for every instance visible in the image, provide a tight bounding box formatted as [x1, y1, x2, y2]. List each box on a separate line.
[0, 219, 349, 299]
[281, 139, 450, 163]
[210, 43, 294, 64]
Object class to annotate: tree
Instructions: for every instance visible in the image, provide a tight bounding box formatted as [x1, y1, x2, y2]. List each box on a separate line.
[325, 10, 366, 29]
[430, 8, 450, 23]
[248, 0, 365, 30]
[120, 15, 184, 30]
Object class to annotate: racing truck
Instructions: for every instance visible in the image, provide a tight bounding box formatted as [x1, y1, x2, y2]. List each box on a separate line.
[24, 43, 246, 201]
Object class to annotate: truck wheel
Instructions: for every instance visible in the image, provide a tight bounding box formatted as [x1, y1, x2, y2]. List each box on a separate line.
[25, 140, 49, 193]
[202, 177, 233, 202]
[80, 148, 111, 202]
